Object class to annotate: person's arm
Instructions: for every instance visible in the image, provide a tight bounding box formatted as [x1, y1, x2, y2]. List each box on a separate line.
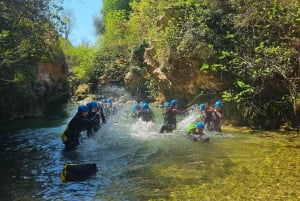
[84, 115, 94, 137]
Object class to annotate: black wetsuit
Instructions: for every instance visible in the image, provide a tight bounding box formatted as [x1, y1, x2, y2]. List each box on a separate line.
[159, 108, 176, 133]
[138, 109, 154, 122]
[63, 112, 91, 150]
[211, 109, 222, 132]
[87, 106, 106, 137]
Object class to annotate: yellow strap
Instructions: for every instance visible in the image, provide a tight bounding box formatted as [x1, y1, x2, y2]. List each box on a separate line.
[61, 133, 68, 142]
[60, 164, 68, 181]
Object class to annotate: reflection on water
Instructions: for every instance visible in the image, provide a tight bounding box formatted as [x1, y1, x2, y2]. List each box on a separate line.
[0, 103, 299, 201]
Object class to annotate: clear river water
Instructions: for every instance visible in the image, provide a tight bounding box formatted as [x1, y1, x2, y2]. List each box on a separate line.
[0, 97, 299, 201]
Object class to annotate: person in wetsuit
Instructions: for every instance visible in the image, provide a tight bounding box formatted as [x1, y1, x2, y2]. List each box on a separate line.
[131, 102, 141, 118]
[86, 101, 106, 138]
[62, 105, 91, 150]
[137, 102, 155, 122]
[187, 122, 210, 142]
[159, 101, 176, 133]
[211, 101, 223, 132]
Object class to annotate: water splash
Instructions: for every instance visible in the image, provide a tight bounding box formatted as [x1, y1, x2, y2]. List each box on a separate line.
[129, 119, 160, 139]
[177, 107, 199, 132]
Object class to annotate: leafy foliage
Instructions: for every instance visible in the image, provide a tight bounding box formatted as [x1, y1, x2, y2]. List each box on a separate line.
[0, 0, 68, 123]
[61, 39, 95, 82]
[218, 0, 300, 127]
[96, 0, 300, 128]
[0, 0, 62, 83]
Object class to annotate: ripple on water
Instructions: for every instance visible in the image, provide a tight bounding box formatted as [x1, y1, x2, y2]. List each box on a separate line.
[0, 101, 300, 201]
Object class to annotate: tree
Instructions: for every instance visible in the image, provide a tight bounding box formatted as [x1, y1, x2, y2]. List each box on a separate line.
[93, 14, 105, 35]
[61, 8, 75, 40]
[219, 0, 300, 127]
[0, 0, 63, 82]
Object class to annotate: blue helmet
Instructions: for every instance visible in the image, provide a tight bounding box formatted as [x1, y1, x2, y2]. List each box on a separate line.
[199, 103, 205, 110]
[78, 105, 89, 113]
[171, 99, 178, 106]
[215, 101, 222, 108]
[106, 98, 112, 103]
[102, 98, 107, 103]
[133, 103, 139, 110]
[141, 102, 149, 110]
[163, 101, 171, 107]
[196, 122, 205, 129]
[90, 101, 98, 109]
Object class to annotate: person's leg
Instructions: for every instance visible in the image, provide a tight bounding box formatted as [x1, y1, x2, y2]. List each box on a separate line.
[159, 125, 166, 133]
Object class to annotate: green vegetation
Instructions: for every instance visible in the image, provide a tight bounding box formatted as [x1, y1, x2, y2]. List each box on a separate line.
[1, 0, 299, 129]
[61, 39, 95, 82]
[0, 0, 68, 123]
[0, 0, 62, 79]
[88, 0, 299, 129]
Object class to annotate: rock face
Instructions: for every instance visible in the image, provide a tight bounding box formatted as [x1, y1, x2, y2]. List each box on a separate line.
[125, 6, 222, 106]
[144, 45, 221, 106]
[0, 54, 70, 123]
[34, 54, 70, 110]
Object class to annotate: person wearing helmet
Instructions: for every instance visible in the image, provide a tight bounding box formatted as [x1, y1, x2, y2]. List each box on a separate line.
[170, 99, 179, 129]
[170, 98, 194, 128]
[96, 100, 107, 124]
[196, 103, 206, 122]
[103, 98, 114, 117]
[86, 101, 106, 138]
[211, 100, 223, 132]
[131, 102, 141, 118]
[62, 105, 92, 150]
[171, 99, 178, 107]
[137, 102, 155, 122]
[159, 101, 176, 133]
[214, 101, 222, 108]
[98, 101, 107, 124]
[186, 122, 210, 142]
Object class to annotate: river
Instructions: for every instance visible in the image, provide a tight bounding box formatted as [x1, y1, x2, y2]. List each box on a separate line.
[0, 98, 300, 201]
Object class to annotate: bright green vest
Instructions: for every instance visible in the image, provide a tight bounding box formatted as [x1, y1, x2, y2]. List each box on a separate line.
[186, 123, 196, 134]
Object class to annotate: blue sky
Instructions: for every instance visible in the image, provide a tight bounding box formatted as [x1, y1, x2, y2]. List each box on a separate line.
[62, 0, 102, 46]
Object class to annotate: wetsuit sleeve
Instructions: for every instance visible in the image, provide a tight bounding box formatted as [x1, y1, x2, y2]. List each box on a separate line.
[66, 114, 90, 138]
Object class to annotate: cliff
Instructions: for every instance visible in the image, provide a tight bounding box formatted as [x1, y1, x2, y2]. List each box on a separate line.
[144, 46, 222, 105]
[125, 5, 222, 106]
[0, 54, 70, 123]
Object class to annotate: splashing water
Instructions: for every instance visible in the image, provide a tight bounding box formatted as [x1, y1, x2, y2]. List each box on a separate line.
[177, 106, 199, 132]
[0, 87, 299, 201]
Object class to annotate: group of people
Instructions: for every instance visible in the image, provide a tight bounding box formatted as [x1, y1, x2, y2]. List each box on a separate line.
[132, 102, 155, 122]
[194, 101, 223, 132]
[132, 99, 180, 133]
[61, 99, 108, 151]
[132, 99, 223, 142]
[62, 98, 223, 150]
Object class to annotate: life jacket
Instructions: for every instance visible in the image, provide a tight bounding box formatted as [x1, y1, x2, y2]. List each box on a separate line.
[186, 123, 196, 134]
[60, 163, 98, 182]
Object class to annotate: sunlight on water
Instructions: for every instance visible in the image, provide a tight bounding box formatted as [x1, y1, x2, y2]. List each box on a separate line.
[0, 87, 300, 201]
